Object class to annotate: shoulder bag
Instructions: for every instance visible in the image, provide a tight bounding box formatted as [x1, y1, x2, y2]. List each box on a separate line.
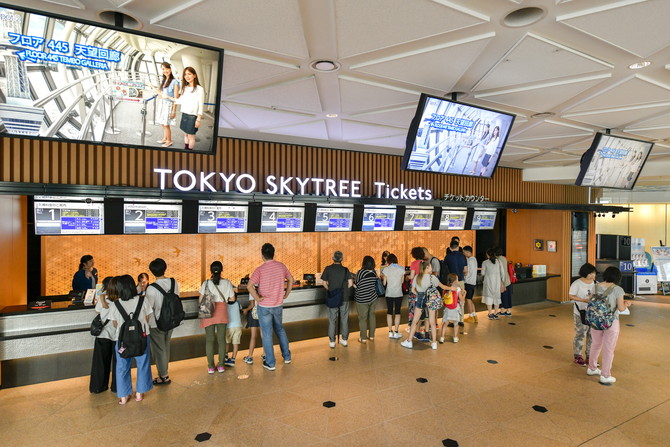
[198, 280, 215, 319]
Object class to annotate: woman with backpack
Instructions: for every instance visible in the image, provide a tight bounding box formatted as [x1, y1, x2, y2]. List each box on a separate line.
[569, 263, 597, 367]
[586, 267, 631, 385]
[109, 275, 153, 404]
[199, 261, 235, 373]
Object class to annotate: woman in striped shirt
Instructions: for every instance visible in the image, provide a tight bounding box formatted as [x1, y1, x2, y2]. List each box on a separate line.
[354, 255, 379, 343]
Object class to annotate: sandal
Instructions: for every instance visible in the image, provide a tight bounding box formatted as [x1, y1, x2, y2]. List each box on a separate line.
[119, 395, 130, 405]
[135, 392, 144, 402]
[152, 376, 171, 385]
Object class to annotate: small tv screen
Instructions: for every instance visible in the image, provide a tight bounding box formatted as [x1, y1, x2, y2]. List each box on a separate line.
[198, 203, 248, 233]
[0, 5, 223, 153]
[34, 196, 104, 235]
[124, 202, 182, 234]
[261, 205, 305, 232]
[403, 208, 434, 231]
[315, 206, 354, 232]
[439, 208, 467, 230]
[402, 94, 515, 178]
[575, 133, 653, 190]
[362, 206, 396, 231]
[471, 209, 497, 230]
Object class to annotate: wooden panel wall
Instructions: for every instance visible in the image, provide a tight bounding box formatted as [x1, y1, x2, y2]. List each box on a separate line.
[0, 137, 589, 204]
[0, 195, 27, 307]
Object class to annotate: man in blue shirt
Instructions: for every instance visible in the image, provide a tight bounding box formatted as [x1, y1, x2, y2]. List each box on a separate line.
[445, 241, 467, 281]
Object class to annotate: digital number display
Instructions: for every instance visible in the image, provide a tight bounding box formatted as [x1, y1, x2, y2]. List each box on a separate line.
[124, 203, 182, 234]
[471, 210, 497, 230]
[34, 201, 104, 235]
[198, 205, 248, 233]
[261, 206, 304, 232]
[439, 209, 467, 230]
[403, 208, 434, 231]
[362, 207, 396, 231]
[315, 207, 354, 232]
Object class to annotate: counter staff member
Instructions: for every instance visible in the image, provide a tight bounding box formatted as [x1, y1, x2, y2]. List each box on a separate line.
[72, 255, 98, 291]
[248, 243, 293, 371]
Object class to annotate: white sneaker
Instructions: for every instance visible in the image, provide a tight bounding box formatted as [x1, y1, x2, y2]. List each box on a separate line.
[599, 375, 616, 384]
[431, 342, 438, 350]
[394, 332, 402, 339]
[340, 339, 348, 347]
[388, 331, 394, 338]
[329, 341, 336, 348]
[587, 368, 601, 376]
[400, 339, 413, 349]
[438, 337, 445, 344]
[453, 337, 459, 343]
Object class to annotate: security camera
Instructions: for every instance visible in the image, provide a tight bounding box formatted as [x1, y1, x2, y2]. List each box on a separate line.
[85, 198, 92, 204]
[512, 209, 518, 214]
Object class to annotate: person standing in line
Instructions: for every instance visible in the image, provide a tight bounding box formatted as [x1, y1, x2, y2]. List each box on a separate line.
[248, 243, 293, 371]
[152, 62, 180, 148]
[145, 258, 179, 385]
[481, 248, 503, 320]
[439, 273, 466, 343]
[569, 263, 597, 367]
[199, 261, 235, 373]
[379, 250, 390, 270]
[353, 255, 379, 343]
[224, 291, 243, 367]
[137, 272, 149, 297]
[161, 66, 204, 150]
[496, 247, 513, 316]
[446, 236, 463, 255]
[89, 276, 116, 394]
[462, 246, 479, 323]
[73, 254, 98, 292]
[242, 296, 261, 365]
[381, 253, 405, 339]
[445, 240, 468, 328]
[587, 267, 631, 384]
[407, 247, 427, 340]
[423, 247, 441, 278]
[321, 250, 353, 348]
[108, 275, 153, 405]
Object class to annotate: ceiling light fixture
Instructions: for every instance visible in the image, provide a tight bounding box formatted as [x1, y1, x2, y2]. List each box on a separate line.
[530, 112, 555, 119]
[310, 60, 340, 72]
[503, 7, 546, 28]
[628, 61, 652, 70]
[325, 113, 338, 118]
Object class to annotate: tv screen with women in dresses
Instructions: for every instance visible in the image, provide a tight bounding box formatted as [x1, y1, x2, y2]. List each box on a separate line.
[0, 5, 222, 153]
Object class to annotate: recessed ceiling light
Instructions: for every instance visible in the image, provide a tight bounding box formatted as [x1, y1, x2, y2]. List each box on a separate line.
[530, 112, 555, 119]
[311, 60, 340, 72]
[503, 7, 546, 28]
[326, 113, 338, 118]
[629, 61, 652, 70]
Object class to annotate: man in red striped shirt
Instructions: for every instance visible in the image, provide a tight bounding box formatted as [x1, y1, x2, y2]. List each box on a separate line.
[248, 243, 293, 371]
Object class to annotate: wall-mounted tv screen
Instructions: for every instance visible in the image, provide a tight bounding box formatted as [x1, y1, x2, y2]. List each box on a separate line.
[402, 94, 515, 178]
[315, 206, 353, 232]
[198, 203, 248, 233]
[124, 202, 182, 234]
[403, 208, 434, 231]
[261, 205, 304, 232]
[471, 209, 497, 230]
[575, 133, 653, 190]
[362, 206, 396, 231]
[0, 5, 222, 153]
[439, 208, 467, 230]
[34, 196, 104, 235]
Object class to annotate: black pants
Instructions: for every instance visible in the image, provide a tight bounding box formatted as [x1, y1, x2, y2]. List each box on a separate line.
[90, 337, 117, 393]
[386, 296, 402, 315]
[501, 284, 513, 309]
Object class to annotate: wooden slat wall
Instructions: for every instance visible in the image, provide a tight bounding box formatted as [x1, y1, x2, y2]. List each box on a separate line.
[0, 137, 589, 204]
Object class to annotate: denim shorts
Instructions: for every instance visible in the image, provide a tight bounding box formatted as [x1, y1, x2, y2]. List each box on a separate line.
[415, 292, 427, 310]
[180, 113, 199, 135]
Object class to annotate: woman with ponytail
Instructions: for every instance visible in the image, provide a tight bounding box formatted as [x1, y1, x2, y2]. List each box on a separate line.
[198, 261, 235, 373]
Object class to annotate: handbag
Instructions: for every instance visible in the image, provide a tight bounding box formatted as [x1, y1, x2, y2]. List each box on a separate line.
[575, 303, 588, 325]
[251, 303, 259, 320]
[90, 314, 109, 336]
[326, 288, 343, 308]
[198, 280, 215, 319]
[375, 277, 386, 296]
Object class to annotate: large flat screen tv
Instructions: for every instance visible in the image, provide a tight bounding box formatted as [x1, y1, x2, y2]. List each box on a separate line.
[575, 133, 653, 190]
[402, 94, 515, 178]
[0, 5, 223, 153]
[34, 196, 104, 235]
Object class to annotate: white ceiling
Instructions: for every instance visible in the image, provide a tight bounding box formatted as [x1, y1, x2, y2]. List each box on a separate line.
[16, 0, 670, 186]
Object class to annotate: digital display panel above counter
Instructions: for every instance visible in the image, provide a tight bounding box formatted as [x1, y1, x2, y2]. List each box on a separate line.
[471, 209, 497, 230]
[362, 206, 396, 231]
[315, 206, 354, 232]
[198, 204, 248, 233]
[34, 198, 104, 235]
[124, 203, 182, 234]
[403, 208, 434, 230]
[261, 205, 305, 232]
[439, 209, 467, 230]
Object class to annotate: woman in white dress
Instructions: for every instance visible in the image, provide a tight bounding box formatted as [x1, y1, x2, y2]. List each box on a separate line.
[481, 248, 504, 320]
[154, 62, 180, 148]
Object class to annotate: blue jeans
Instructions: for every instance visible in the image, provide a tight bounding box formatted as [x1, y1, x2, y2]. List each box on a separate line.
[257, 306, 291, 368]
[115, 334, 154, 398]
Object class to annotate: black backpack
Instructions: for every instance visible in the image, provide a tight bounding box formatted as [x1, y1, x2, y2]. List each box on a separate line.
[150, 278, 185, 331]
[115, 297, 147, 359]
[439, 257, 451, 284]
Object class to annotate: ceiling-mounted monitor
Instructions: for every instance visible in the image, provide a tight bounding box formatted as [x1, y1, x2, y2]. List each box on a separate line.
[34, 196, 104, 235]
[471, 209, 497, 230]
[124, 201, 182, 234]
[198, 203, 248, 233]
[261, 204, 305, 232]
[403, 207, 434, 231]
[362, 206, 396, 231]
[0, 5, 223, 154]
[575, 133, 653, 190]
[315, 206, 354, 232]
[402, 94, 515, 178]
[439, 208, 467, 230]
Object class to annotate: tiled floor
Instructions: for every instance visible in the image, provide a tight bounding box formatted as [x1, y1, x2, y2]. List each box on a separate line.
[1, 296, 669, 447]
